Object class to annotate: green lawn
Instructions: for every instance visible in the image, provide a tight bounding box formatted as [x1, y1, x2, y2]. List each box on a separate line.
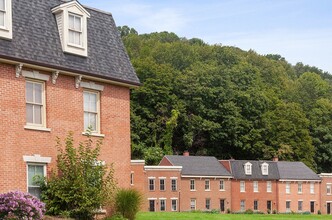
[136, 212, 332, 220]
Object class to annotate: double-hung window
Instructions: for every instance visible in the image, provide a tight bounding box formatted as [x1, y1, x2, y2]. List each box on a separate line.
[68, 13, 82, 46]
[298, 182, 302, 194]
[240, 181, 245, 192]
[267, 181, 272, 192]
[220, 180, 225, 191]
[190, 179, 195, 191]
[26, 81, 45, 127]
[148, 178, 155, 191]
[0, 0, 5, 27]
[286, 182, 291, 194]
[205, 179, 210, 191]
[253, 181, 258, 192]
[171, 178, 177, 191]
[171, 199, 177, 211]
[327, 184, 331, 195]
[159, 178, 165, 191]
[84, 90, 100, 133]
[28, 164, 45, 199]
[190, 199, 196, 210]
[160, 199, 166, 211]
[310, 182, 314, 194]
[205, 198, 211, 210]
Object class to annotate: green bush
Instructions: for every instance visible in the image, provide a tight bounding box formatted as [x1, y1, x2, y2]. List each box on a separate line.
[105, 213, 128, 220]
[245, 209, 254, 214]
[115, 188, 142, 220]
[318, 210, 321, 215]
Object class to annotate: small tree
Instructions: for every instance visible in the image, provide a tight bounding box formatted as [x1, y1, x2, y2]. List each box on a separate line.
[115, 189, 142, 220]
[40, 132, 117, 220]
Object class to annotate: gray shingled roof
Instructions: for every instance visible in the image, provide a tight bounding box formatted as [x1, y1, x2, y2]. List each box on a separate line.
[277, 161, 321, 180]
[230, 160, 279, 180]
[165, 156, 232, 177]
[0, 0, 140, 86]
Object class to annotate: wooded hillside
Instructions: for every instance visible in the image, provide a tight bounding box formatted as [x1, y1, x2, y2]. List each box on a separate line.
[119, 26, 332, 172]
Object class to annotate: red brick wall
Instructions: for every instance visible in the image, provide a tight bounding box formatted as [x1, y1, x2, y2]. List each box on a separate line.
[231, 180, 278, 213]
[277, 181, 320, 213]
[320, 176, 332, 214]
[0, 62, 131, 193]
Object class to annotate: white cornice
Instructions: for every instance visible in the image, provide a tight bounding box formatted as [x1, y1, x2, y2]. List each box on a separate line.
[23, 154, 52, 163]
[144, 166, 182, 171]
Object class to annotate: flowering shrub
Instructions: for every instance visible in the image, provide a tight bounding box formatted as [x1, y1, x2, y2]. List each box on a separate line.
[0, 191, 45, 220]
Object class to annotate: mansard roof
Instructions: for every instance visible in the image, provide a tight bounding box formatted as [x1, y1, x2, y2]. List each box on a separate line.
[164, 155, 232, 177]
[0, 0, 140, 86]
[230, 160, 279, 180]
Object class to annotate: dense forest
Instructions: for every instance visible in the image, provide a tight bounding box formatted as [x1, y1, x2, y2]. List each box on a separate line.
[118, 26, 332, 172]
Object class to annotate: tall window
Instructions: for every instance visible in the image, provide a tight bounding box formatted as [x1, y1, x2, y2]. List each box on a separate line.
[190, 199, 196, 210]
[190, 179, 195, 191]
[28, 164, 45, 199]
[261, 162, 269, 175]
[171, 199, 177, 211]
[160, 199, 166, 211]
[298, 201, 303, 211]
[68, 13, 82, 46]
[327, 184, 331, 195]
[244, 162, 252, 175]
[160, 179, 165, 191]
[240, 181, 245, 192]
[205, 179, 210, 191]
[83, 90, 99, 132]
[286, 182, 291, 194]
[0, 0, 5, 27]
[26, 81, 45, 127]
[254, 200, 258, 211]
[205, 198, 211, 210]
[253, 181, 258, 192]
[298, 182, 302, 194]
[240, 200, 245, 211]
[310, 182, 314, 194]
[148, 178, 155, 191]
[220, 180, 225, 191]
[267, 181, 272, 192]
[171, 179, 177, 191]
[286, 201, 291, 212]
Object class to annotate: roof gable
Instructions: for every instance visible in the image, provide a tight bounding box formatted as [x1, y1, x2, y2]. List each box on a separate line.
[51, 1, 90, 17]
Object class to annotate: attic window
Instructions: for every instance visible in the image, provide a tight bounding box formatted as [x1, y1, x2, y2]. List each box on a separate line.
[51, 1, 90, 57]
[0, 0, 12, 40]
[261, 162, 269, 175]
[68, 13, 82, 46]
[244, 162, 252, 175]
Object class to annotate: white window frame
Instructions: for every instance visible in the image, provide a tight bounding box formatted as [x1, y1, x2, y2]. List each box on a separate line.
[310, 182, 314, 194]
[171, 178, 177, 191]
[261, 162, 269, 175]
[253, 181, 259, 192]
[298, 182, 303, 194]
[286, 200, 291, 212]
[205, 198, 211, 210]
[254, 200, 258, 211]
[148, 177, 155, 191]
[240, 181, 245, 192]
[298, 200, 303, 211]
[327, 183, 332, 195]
[244, 162, 252, 175]
[171, 198, 177, 211]
[0, 0, 12, 40]
[190, 198, 196, 210]
[286, 182, 291, 194]
[159, 178, 166, 191]
[240, 200, 245, 211]
[25, 80, 47, 129]
[219, 179, 225, 191]
[160, 199, 166, 211]
[190, 179, 195, 191]
[205, 179, 210, 191]
[27, 163, 46, 199]
[267, 181, 272, 192]
[68, 13, 83, 47]
[83, 90, 101, 134]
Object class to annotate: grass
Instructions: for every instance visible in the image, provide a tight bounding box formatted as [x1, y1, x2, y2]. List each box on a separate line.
[136, 212, 332, 220]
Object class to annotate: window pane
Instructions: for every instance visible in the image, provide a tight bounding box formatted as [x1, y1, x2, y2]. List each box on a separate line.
[74, 32, 81, 45]
[28, 165, 35, 185]
[83, 92, 89, 111]
[28, 187, 41, 199]
[84, 112, 89, 130]
[26, 82, 33, 102]
[69, 30, 75, 44]
[34, 83, 42, 104]
[89, 113, 96, 130]
[0, 12, 4, 27]
[26, 104, 33, 123]
[74, 16, 81, 31]
[69, 14, 74, 29]
[89, 93, 97, 111]
[34, 105, 42, 124]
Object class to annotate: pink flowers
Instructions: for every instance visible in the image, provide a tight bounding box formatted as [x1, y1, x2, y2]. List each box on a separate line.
[0, 191, 45, 220]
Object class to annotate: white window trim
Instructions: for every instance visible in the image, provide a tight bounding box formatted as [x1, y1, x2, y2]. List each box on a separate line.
[0, 0, 12, 40]
[23, 154, 52, 163]
[190, 179, 196, 191]
[310, 182, 315, 194]
[327, 183, 332, 195]
[253, 181, 259, 192]
[205, 179, 210, 191]
[25, 79, 49, 130]
[80, 81, 104, 91]
[83, 90, 102, 135]
[171, 198, 178, 211]
[240, 181, 245, 192]
[267, 181, 272, 193]
[298, 182, 303, 194]
[286, 182, 291, 194]
[159, 198, 166, 211]
[261, 162, 269, 175]
[26, 163, 47, 198]
[159, 178, 166, 191]
[244, 162, 252, 175]
[205, 198, 211, 210]
[190, 198, 196, 210]
[219, 179, 225, 191]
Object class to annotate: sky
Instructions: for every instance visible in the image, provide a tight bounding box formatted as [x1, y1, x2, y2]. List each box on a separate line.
[80, 0, 332, 74]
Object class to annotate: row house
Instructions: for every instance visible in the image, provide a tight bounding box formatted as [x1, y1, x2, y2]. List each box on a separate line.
[0, 0, 139, 210]
[132, 155, 324, 214]
[319, 173, 332, 214]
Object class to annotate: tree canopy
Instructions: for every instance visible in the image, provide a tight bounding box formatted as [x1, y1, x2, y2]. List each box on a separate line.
[122, 27, 332, 172]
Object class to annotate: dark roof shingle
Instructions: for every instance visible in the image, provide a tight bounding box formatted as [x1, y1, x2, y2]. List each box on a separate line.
[230, 160, 279, 180]
[277, 161, 320, 180]
[0, 0, 140, 86]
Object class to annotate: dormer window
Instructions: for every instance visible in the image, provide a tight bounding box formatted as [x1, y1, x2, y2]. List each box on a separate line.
[244, 162, 252, 175]
[52, 1, 90, 57]
[68, 13, 82, 46]
[0, 0, 12, 40]
[261, 162, 269, 175]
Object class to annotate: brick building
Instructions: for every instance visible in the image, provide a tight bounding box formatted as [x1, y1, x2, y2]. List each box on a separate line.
[319, 173, 332, 214]
[0, 0, 139, 204]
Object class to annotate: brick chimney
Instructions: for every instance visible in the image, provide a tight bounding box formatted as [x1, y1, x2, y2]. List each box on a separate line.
[183, 151, 189, 156]
[272, 156, 278, 162]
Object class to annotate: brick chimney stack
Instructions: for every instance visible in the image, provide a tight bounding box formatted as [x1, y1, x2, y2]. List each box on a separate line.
[183, 151, 189, 156]
[273, 156, 278, 162]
